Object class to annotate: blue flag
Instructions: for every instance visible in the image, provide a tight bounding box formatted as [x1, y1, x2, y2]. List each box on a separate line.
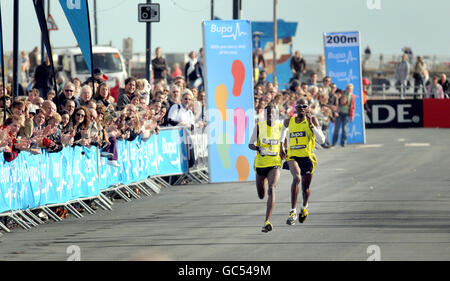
[58, 0, 93, 74]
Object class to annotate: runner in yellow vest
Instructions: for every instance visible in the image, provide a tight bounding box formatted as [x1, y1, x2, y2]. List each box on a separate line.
[281, 98, 326, 225]
[249, 104, 283, 233]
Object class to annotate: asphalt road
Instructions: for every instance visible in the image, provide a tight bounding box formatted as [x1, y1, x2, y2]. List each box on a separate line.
[0, 128, 449, 261]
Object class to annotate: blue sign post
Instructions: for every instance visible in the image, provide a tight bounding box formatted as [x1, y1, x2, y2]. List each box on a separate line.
[324, 31, 366, 144]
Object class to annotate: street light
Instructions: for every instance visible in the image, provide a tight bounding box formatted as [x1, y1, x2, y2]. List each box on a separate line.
[273, 0, 278, 86]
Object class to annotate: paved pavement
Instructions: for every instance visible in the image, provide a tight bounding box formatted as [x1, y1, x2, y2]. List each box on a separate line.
[0, 128, 449, 261]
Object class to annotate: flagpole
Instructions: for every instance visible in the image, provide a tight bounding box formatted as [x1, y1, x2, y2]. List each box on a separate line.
[12, 0, 19, 98]
[85, 0, 95, 86]
[41, 0, 46, 65]
[33, 0, 58, 100]
[0, 3, 6, 122]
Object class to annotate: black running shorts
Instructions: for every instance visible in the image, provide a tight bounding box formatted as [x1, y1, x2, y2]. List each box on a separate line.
[290, 156, 314, 176]
[256, 166, 279, 178]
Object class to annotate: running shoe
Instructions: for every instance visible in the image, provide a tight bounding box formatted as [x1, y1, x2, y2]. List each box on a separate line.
[286, 210, 297, 225]
[261, 221, 273, 233]
[299, 207, 309, 223]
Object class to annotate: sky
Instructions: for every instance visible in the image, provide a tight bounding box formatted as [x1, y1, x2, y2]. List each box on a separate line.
[0, 0, 449, 57]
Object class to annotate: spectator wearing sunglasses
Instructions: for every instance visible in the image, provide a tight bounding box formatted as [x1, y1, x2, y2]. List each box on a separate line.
[57, 83, 80, 111]
[167, 90, 195, 130]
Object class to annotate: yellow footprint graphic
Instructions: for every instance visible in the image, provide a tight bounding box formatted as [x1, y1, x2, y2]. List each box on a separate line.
[215, 84, 228, 121]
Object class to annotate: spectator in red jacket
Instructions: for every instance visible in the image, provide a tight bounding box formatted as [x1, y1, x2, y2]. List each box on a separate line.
[1, 115, 32, 162]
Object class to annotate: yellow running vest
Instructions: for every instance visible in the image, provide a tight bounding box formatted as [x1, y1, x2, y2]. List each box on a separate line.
[254, 121, 282, 168]
[287, 117, 316, 160]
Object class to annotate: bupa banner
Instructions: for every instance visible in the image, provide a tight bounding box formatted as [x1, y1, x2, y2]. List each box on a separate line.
[0, 130, 189, 214]
[98, 129, 188, 188]
[324, 31, 366, 144]
[118, 139, 148, 185]
[154, 129, 188, 176]
[203, 20, 256, 183]
[365, 99, 423, 128]
[58, 0, 93, 74]
[0, 152, 34, 212]
[0, 146, 100, 213]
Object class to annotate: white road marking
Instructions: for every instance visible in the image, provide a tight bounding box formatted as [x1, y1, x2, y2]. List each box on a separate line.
[398, 138, 406, 142]
[405, 143, 431, 147]
[357, 144, 383, 149]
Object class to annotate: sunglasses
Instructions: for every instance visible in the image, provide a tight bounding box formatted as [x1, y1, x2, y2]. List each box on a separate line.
[76, 113, 85, 117]
[296, 104, 309, 109]
[65, 89, 74, 93]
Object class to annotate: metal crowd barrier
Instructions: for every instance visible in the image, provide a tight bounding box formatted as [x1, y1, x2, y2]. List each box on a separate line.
[173, 128, 209, 185]
[0, 126, 207, 233]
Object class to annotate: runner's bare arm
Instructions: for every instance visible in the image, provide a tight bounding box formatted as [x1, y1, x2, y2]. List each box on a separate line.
[248, 125, 260, 152]
[310, 116, 326, 144]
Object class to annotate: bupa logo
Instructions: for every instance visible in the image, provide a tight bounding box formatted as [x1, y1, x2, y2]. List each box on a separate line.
[290, 132, 306, 138]
[162, 138, 177, 156]
[67, 0, 81, 10]
[211, 23, 247, 40]
[211, 24, 233, 34]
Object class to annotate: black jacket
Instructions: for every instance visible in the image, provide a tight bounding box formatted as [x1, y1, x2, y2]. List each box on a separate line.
[152, 57, 167, 80]
[34, 63, 54, 89]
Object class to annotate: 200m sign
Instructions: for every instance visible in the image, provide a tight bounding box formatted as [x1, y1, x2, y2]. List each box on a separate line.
[324, 32, 359, 47]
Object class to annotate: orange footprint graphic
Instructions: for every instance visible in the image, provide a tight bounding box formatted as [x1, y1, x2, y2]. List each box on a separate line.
[236, 156, 250, 182]
[231, 60, 245, 97]
[215, 84, 228, 121]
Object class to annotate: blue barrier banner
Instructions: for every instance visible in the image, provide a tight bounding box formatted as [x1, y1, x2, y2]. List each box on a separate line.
[61, 146, 75, 201]
[0, 154, 10, 213]
[324, 31, 366, 144]
[0, 129, 188, 214]
[203, 20, 256, 183]
[0, 155, 15, 212]
[45, 150, 64, 205]
[154, 129, 188, 176]
[80, 146, 99, 198]
[118, 140, 133, 185]
[22, 151, 42, 209]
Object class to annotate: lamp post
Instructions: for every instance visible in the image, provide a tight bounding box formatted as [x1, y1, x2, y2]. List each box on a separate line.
[273, 0, 278, 86]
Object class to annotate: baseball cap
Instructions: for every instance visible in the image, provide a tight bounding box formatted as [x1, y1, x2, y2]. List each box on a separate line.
[94, 68, 108, 81]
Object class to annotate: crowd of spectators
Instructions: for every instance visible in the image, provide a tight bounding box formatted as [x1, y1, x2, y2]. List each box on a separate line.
[0, 47, 209, 169]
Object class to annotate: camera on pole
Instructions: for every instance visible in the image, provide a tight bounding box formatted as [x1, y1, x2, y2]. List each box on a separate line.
[138, 3, 160, 22]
